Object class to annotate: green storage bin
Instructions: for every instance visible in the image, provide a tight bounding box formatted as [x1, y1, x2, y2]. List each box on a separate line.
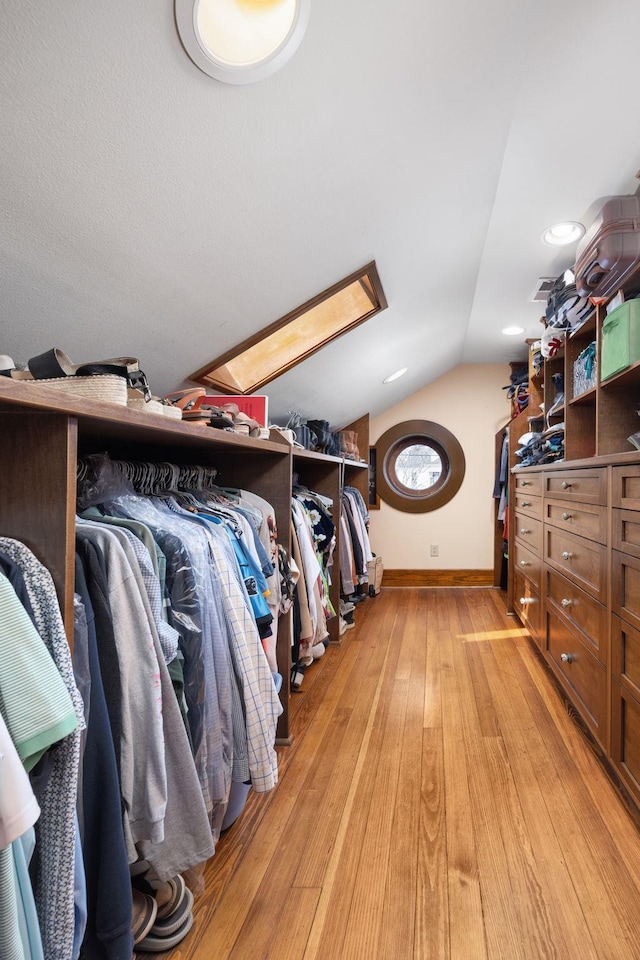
[601, 300, 640, 381]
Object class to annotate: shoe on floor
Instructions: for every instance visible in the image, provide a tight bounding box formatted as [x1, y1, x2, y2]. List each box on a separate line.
[136, 911, 194, 952]
[137, 888, 194, 952]
[154, 874, 186, 921]
[132, 890, 158, 945]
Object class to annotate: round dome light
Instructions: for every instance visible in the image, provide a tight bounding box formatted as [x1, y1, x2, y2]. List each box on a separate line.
[542, 221, 585, 246]
[176, 0, 310, 84]
[502, 326, 524, 336]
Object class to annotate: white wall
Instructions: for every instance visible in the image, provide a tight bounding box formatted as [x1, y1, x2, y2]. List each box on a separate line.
[369, 363, 510, 570]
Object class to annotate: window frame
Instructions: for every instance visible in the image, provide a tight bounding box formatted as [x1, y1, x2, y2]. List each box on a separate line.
[375, 420, 465, 513]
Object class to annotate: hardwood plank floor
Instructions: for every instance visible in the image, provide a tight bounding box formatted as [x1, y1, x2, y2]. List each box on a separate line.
[155, 588, 640, 960]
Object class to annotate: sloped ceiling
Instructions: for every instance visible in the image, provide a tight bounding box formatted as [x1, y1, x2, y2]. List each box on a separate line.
[1, 0, 639, 427]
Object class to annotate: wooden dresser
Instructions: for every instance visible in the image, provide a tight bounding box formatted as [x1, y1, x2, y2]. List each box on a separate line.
[509, 456, 640, 812]
[611, 465, 640, 804]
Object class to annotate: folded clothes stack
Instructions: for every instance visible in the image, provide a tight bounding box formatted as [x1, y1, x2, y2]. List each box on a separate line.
[513, 424, 564, 467]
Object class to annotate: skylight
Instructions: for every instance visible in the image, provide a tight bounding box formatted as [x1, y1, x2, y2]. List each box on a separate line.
[189, 262, 387, 395]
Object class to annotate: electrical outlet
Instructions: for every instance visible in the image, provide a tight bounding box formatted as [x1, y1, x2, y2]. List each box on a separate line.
[430, 544, 439, 557]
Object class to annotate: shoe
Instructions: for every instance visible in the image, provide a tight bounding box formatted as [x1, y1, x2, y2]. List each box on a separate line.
[218, 402, 261, 438]
[132, 890, 158, 945]
[1, 348, 177, 418]
[149, 887, 193, 937]
[135, 888, 193, 953]
[154, 875, 186, 921]
[291, 665, 306, 690]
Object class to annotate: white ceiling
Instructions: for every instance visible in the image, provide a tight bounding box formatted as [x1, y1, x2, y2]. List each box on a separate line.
[2, 0, 639, 427]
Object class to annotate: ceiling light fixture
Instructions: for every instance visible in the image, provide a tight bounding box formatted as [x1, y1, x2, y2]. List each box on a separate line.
[383, 367, 408, 384]
[502, 326, 524, 336]
[175, 0, 311, 84]
[542, 221, 585, 246]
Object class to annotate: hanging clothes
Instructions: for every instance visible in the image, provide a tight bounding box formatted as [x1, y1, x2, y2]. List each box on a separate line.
[0, 539, 85, 960]
[340, 487, 373, 594]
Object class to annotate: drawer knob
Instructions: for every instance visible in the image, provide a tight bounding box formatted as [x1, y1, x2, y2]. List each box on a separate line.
[560, 652, 574, 663]
[520, 480, 531, 487]
[519, 560, 529, 567]
[561, 551, 573, 560]
[561, 481, 572, 489]
[521, 500, 532, 507]
[520, 597, 535, 605]
[520, 528, 531, 535]
[561, 598, 572, 608]
[561, 512, 572, 520]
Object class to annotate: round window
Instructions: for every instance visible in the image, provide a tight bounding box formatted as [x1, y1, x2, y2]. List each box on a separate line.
[375, 420, 465, 513]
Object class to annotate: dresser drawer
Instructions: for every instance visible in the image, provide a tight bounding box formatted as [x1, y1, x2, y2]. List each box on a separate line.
[610, 682, 640, 807]
[513, 540, 541, 592]
[612, 614, 640, 698]
[544, 498, 606, 545]
[612, 465, 640, 511]
[514, 512, 542, 556]
[544, 526, 606, 602]
[513, 472, 542, 497]
[513, 491, 542, 520]
[545, 567, 607, 663]
[544, 468, 606, 505]
[612, 509, 640, 558]
[513, 573, 543, 647]
[612, 550, 640, 633]
[546, 609, 606, 743]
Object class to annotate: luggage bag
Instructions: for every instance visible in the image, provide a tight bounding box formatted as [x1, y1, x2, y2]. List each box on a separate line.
[575, 195, 640, 300]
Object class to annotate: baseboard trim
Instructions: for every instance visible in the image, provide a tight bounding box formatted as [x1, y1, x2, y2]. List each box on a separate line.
[382, 569, 493, 587]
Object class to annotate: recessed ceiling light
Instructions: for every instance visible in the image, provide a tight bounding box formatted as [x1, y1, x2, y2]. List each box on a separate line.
[542, 221, 585, 246]
[383, 367, 408, 383]
[175, 0, 311, 84]
[502, 326, 524, 336]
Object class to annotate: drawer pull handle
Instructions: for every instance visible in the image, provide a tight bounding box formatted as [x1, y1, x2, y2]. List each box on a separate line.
[561, 512, 572, 520]
[561, 481, 572, 489]
[520, 481, 531, 487]
[520, 528, 531, 535]
[519, 560, 529, 567]
[560, 652, 574, 663]
[520, 597, 535, 605]
[561, 598, 572, 608]
[520, 500, 532, 507]
[561, 551, 573, 560]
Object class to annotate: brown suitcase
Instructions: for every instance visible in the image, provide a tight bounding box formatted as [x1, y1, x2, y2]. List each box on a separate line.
[574, 195, 640, 300]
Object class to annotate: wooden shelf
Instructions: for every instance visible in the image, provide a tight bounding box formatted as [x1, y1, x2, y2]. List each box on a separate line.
[600, 357, 640, 390]
[569, 386, 597, 406]
[0, 380, 379, 743]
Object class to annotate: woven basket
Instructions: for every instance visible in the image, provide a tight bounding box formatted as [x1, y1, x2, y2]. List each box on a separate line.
[27, 374, 128, 405]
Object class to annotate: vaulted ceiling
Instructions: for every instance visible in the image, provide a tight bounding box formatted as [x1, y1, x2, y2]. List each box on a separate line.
[2, 0, 639, 426]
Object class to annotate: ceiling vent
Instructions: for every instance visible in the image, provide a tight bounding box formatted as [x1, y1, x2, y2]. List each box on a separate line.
[528, 277, 556, 303]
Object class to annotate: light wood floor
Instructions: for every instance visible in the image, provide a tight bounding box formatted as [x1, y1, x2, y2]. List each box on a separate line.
[164, 587, 640, 959]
